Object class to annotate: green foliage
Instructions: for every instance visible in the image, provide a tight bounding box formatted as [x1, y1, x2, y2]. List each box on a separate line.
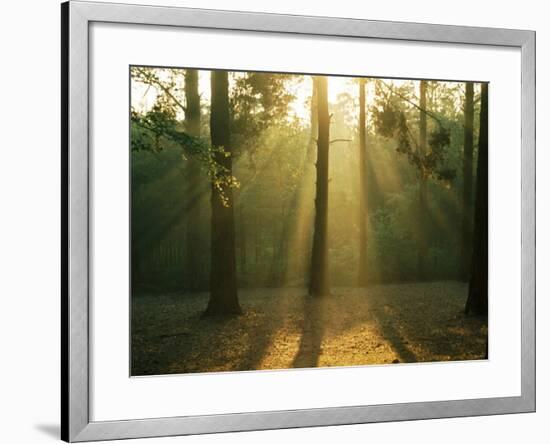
[230, 72, 295, 137]
[131, 102, 239, 207]
[131, 104, 176, 152]
[371, 80, 456, 183]
[230, 72, 296, 163]
[130, 68, 480, 292]
[372, 101, 401, 138]
[368, 195, 417, 281]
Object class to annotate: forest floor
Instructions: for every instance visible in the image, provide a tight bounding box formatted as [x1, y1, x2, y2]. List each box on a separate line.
[131, 282, 488, 376]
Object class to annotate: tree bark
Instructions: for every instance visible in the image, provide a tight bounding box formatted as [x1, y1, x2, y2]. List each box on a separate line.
[308, 79, 319, 162]
[237, 204, 247, 274]
[465, 83, 488, 316]
[184, 69, 203, 291]
[185, 69, 201, 136]
[357, 78, 369, 287]
[417, 80, 428, 281]
[204, 70, 241, 315]
[309, 77, 330, 297]
[299, 78, 319, 278]
[460, 82, 475, 281]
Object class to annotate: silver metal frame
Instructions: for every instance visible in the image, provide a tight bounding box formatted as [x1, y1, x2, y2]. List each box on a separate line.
[62, 1, 536, 441]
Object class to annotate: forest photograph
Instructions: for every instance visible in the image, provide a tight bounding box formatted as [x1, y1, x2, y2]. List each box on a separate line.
[130, 66, 488, 376]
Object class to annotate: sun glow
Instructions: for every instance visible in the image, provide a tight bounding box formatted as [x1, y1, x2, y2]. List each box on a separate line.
[132, 69, 375, 124]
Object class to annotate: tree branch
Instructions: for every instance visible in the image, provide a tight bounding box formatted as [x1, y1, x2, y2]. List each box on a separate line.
[134, 67, 187, 114]
[379, 80, 444, 127]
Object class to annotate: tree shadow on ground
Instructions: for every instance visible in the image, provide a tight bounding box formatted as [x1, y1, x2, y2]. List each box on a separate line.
[233, 290, 290, 371]
[367, 283, 487, 363]
[371, 306, 418, 363]
[132, 283, 488, 375]
[292, 297, 327, 368]
[132, 289, 294, 375]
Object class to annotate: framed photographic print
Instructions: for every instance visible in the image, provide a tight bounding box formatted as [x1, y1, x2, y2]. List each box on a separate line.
[62, 0, 535, 441]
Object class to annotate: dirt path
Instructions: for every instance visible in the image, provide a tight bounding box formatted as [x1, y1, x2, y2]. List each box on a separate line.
[132, 282, 487, 376]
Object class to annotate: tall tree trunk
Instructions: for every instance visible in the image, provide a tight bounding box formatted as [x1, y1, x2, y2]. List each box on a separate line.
[185, 69, 201, 136]
[184, 69, 203, 291]
[268, 196, 285, 286]
[357, 78, 368, 287]
[460, 82, 475, 281]
[308, 80, 319, 162]
[309, 77, 330, 297]
[417, 80, 428, 281]
[237, 204, 247, 274]
[465, 83, 488, 316]
[298, 78, 319, 278]
[204, 70, 241, 315]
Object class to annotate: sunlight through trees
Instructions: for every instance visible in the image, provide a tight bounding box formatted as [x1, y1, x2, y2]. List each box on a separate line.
[130, 67, 488, 375]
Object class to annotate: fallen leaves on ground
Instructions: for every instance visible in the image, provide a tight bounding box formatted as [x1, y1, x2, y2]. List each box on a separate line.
[131, 282, 487, 376]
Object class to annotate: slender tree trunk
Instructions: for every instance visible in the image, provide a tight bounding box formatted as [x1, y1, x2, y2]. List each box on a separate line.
[465, 83, 488, 316]
[358, 78, 369, 287]
[298, 78, 319, 278]
[238, 204, 247, 274]
[460, 82, 475, 281]
[417, 80, 428, 281]
[277, 222, 289, 284]
[184, 69, 203, 291]
[204, 70, 241, 315]
[308, 80, 319, 163]
[268, 197, 284, 286]
[185, 69, 201, 136]
[309, 77, 330, 297]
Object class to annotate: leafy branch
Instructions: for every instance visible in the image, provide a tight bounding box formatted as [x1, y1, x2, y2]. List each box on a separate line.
[132, 67, 187, 113]
[131, 106, 240, 207]
[372, 81, 455, 182]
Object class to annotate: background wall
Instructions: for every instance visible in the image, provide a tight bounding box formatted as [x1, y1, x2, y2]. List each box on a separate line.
[0, 0, 546, 443]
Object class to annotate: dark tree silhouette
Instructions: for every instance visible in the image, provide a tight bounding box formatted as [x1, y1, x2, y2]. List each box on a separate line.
[357, 78, 369, 287]
[308, 78, 319, 162]
[465, 83, 488, 316]
[185, 69, 201, 137]
[417, 80, 428, 280]
[205, 71, 241, 315]
[460, 82, 475, 281]
[184, 69, 204, 291]
[309, 77, 330, 297]
[298, 78, 318, 277]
